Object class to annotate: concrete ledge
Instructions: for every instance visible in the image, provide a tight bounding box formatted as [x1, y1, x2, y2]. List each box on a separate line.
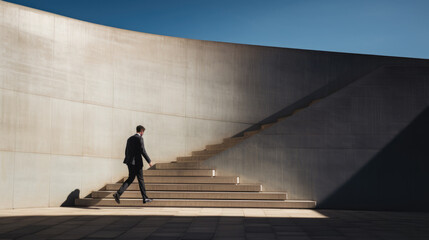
[206, 142, 238, 150]
[92, 191, 287, 200]
[192, 149, 223, 156]
[75, 198, 316, 208]
[223, 137, 247, 144]
[176, 156, 212, 162]
[105, 183, 262, 192]
[154, 162, 207, 170]
[143, 169, 215, 177]
[244, 130, 260, 137]
[120, 176, 239, 184]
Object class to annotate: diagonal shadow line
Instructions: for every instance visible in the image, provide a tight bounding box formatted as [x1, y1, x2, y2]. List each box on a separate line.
[232, 65, 386, 138]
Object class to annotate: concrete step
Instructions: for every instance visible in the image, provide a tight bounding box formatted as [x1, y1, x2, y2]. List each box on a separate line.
[154, 162, 205, 170]
[119, 176, 239, 184]
[223, 136, 247, 144]
[105, 183, 262, 192]
[277, 116, 289, 121]
[277, 104, 311, 121]
[244, 130, 260, 137]
[292, 108, 305, 114]
[92, 191, 287, 200]
[75, 198, 316, 209]
[192, 149, 223, 156]
[261, 122, 276, 130]
[206, 142, 236, 150]
[309, 99, 321, 105]
[143, 169, 215, 177]
[176, 155, 212, 162]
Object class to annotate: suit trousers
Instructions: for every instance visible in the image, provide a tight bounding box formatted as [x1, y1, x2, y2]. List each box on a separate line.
[117, 164, 149, 200]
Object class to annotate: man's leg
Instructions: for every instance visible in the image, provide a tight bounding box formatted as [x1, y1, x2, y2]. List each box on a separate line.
[115, 164, 136, 203]
[135, 167, 150, 202]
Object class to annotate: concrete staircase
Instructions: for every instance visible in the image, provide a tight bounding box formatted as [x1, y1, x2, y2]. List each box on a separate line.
[75, 165, 316, 208]
[75, 101, 319, 208]
[75, 78, 331, 209]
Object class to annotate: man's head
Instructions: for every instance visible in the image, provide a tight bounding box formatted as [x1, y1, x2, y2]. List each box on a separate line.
[136, 125, 145, 135]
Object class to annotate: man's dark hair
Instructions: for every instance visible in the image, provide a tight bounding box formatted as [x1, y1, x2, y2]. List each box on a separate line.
[136, 125, 145, 132]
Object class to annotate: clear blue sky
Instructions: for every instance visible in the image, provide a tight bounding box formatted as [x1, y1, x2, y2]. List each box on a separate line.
[5, 0, 429, 59]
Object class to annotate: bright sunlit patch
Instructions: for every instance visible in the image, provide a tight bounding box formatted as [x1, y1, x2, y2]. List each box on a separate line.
[0, 207, 328, 218]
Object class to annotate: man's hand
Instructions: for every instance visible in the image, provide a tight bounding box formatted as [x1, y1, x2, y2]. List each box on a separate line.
[149, 162, 154, 168]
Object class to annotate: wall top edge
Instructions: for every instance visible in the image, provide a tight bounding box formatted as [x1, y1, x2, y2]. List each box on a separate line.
[2, 1, 429, 61]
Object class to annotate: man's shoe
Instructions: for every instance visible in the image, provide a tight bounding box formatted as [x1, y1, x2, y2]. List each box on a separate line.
[113, 193, 120, 204]
[143, 198, 153, 204]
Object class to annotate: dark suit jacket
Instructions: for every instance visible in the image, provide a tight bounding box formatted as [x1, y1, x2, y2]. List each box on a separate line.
[123, 134, 152, 168]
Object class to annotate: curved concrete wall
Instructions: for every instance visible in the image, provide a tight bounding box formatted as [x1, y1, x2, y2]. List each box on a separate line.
[203, 66, 429, 211]
[1, 2, 428, 209]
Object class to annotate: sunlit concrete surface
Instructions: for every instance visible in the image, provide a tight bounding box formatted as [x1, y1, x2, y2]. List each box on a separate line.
[0, 207, 328, 218]
[0, 207, 428, 239]
[1, 1, 429, 211]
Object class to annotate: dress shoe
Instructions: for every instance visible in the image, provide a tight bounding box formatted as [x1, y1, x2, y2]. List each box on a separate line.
[143, 198, 153, 204]
[113, 193, 120, 204]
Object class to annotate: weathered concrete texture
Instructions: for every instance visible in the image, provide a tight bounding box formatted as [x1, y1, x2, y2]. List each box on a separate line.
[203, 66, 429, 211]
[1, 1, 429, 210]
[0, 151, 127, 209]
[0, 151, 14, 209]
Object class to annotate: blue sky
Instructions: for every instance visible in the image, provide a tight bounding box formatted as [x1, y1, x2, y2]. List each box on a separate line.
[5, 0, 429, 59]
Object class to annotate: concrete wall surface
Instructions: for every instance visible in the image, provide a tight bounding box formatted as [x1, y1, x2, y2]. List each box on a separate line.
[1, 2, 428, 209]
[203, 66, 429, 211]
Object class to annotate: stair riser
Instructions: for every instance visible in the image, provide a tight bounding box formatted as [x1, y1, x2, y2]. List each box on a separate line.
[292, 108, 304, 114]
[309, 99, 321, 105]
[143, 170, 215, 177]
[261, 123, 275, 130]
[155, 163, 204, 170]
[206, 142, 236, 150]
[75, 199, 316, 209]
[92, 192, 287, 200]
[244, 131, 259, 137]
[176, 156, 211, 162]
[223, 137, 246, 144]
[120, 177, 239, 184]
[192, 150, 223, 156]
[106, 184, 262, 192]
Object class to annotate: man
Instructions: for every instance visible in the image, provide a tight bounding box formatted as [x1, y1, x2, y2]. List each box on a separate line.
[113, 125, 154, 204]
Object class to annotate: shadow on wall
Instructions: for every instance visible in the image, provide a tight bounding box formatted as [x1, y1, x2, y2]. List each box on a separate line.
[60, 189, 80, 207]
[320, 107, 429, 211]
[232, 66, 382, 138]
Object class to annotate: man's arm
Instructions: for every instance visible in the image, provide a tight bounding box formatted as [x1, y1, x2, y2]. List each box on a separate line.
[140, 137, 153, 166]
[123, 139, 129, 164]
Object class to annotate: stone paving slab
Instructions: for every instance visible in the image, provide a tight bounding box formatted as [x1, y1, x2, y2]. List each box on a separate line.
[0, 207, 428, 239]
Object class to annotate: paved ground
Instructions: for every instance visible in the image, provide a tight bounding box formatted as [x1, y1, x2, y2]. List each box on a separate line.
[0, 207, 428, 240]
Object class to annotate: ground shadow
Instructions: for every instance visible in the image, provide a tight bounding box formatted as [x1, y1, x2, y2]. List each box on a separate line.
[320, 107, 429, 211]
[0, 210, 428, 239]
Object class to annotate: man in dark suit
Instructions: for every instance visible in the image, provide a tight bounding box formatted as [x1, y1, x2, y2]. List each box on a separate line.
[113, 125, 154, 204]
